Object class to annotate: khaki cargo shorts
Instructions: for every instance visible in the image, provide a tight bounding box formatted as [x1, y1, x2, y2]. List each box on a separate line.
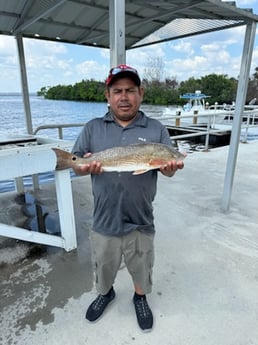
[90, 229, 155, 295]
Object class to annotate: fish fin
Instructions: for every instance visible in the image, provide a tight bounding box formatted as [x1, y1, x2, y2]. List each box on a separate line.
[149, 159, 166, 167]
[132, 169, 149, 175]
[52, 148, 73, 170]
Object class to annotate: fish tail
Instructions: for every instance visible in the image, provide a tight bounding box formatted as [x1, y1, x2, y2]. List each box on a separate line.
[52, 148, 74, 170]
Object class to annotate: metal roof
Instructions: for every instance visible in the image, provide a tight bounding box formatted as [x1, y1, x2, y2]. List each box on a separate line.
[0, 0, 258, 50]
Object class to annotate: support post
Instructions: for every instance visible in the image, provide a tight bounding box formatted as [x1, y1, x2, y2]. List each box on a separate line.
[15, 177, 25, 193]
[16, 35, 40, 190]
[16, 34, 33, 134]
[193, 110, 198, 124]
[55, 169, 77, 251]
[221, 21, 256, 211]
[109, 0, 125, 67]
[175, 111, 181, 126]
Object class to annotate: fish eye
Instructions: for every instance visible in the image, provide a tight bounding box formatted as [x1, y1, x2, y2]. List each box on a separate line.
[72, 156, 77, 161]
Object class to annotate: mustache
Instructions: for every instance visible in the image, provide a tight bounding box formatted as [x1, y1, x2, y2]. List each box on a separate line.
[118, 102, 131, 106]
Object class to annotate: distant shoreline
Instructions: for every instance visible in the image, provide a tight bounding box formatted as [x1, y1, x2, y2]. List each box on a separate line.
[0, 92, 38, 96]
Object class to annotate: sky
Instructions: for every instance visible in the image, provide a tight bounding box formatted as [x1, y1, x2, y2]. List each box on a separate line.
[0, 0, 258, 93]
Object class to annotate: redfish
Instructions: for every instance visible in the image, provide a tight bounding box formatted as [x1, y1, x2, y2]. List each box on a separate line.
[52, 143, 185, 175]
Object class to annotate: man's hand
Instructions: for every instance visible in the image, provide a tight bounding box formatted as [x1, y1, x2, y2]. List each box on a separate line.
[72, 153, 103, 176]
[160, 160, 184, 177]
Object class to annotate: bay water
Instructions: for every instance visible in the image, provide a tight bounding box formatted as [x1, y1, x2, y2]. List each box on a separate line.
[0, 94, 164, 192]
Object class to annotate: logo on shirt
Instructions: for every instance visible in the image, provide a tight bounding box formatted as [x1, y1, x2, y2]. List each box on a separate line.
[138, 137, 146, 142]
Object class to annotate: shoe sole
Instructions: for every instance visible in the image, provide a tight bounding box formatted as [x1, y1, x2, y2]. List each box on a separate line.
[136, 320, 153, 333]
[140, 325, 153, 333]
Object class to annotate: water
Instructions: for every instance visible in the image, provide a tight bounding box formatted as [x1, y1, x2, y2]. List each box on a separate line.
[1, 94, 257, 193]
[0, 93, 108, 140]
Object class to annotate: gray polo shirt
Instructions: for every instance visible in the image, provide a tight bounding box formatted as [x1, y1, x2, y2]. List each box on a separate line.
[72, 111, 172, 236]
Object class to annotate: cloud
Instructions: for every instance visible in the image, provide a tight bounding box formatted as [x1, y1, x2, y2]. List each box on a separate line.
[234, 0, 257, 6]
[201, 39, 238, 53]
[100, 49, 109, 60]
[0, 36, 17, 56]
[170, 40, 195, 56]
[75, 60, 108, 81]
[126, 44, 166, 77]
[0, 36, 75, 91]
[24, 39, 67, 55]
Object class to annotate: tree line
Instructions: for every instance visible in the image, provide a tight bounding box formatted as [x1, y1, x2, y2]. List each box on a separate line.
[37, 67, 258, 106]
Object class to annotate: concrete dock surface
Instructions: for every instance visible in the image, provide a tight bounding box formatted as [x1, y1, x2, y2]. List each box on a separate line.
[0, 140, 257, 345]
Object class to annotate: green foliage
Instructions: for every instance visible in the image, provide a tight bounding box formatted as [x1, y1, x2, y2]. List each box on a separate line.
[142, 79, 180, 105]
[38, 68, 258, 105]
[37, 86, 48, 96]
[40, 80, 106, 102]
[178, 74, 237, 105]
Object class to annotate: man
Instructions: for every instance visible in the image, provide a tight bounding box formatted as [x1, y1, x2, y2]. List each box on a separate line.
[72, 64, 184, 331]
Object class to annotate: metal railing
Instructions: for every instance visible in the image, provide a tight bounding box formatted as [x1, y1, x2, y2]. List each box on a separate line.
[33, 122, 86, 139]
[33, 108, 258, 150]
[153, 108, 258, 149]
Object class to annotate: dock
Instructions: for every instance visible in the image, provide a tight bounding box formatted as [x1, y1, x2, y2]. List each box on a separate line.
[154, 106, 258, 148]
[0, 140, 258, 345]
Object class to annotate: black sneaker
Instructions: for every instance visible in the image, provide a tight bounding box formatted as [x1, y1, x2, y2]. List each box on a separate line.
[86, 287, 115, 322]
[133, 294, 153, 332]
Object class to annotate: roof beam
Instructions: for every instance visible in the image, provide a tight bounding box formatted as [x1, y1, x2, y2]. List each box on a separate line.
[13, 0, 67, 35]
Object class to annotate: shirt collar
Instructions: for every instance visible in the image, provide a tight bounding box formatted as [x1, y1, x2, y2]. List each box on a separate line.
[103, 110, 147, 127]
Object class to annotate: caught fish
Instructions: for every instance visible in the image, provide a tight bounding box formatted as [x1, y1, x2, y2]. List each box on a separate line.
[52, 143, 185, 175]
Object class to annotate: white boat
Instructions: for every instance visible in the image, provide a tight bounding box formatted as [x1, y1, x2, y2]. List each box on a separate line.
[161, 90, 233, 126]
[152, 91, 258, 144]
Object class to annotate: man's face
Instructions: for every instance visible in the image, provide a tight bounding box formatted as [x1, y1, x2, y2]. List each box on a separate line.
[105, 78, 144, 125]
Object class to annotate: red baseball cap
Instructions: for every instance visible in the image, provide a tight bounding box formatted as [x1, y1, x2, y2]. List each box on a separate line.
[106, 64, 141, 86]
